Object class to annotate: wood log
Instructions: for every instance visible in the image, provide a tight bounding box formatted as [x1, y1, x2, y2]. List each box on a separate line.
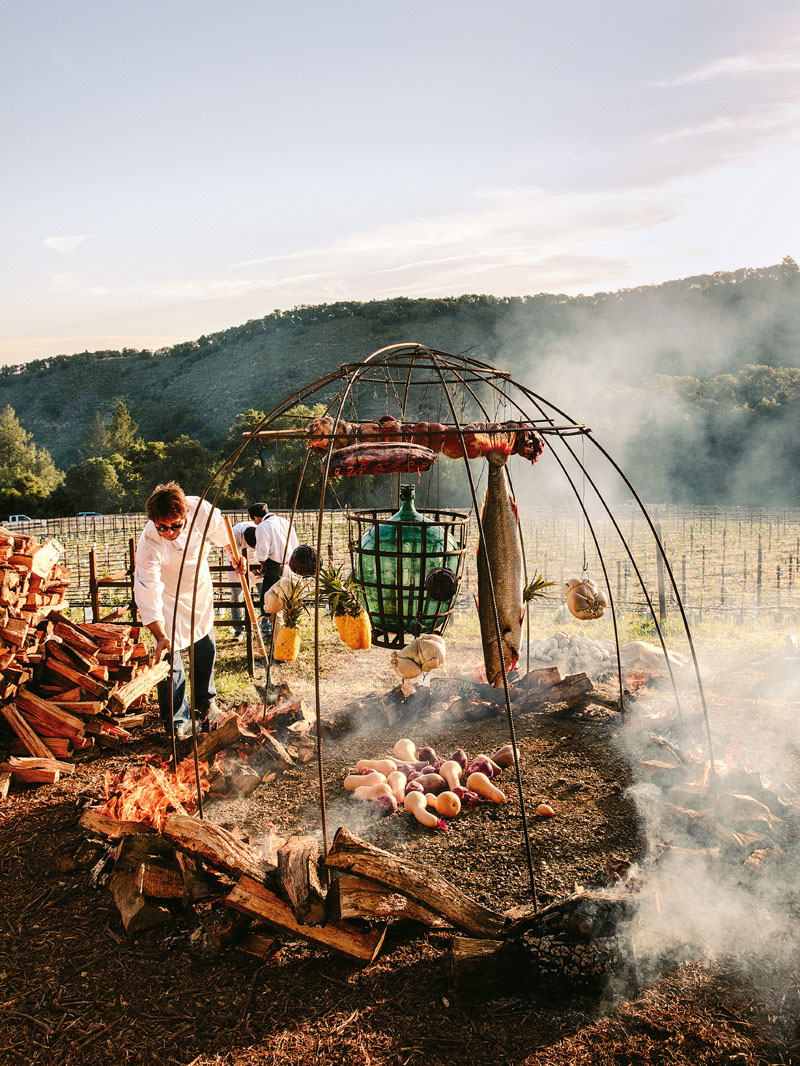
[15, 689, 86, 739]
[135, 861, 185, 899]
[79, 807, 152, 839]
[162, 813, 282, 883]
[0, 703, 55, 759]
[277, 835, 327, 925]
[259, 732, 295, 769]
[325, 827, 505, 938]
[0, 755, 75, 778]
[236, 931, 282, 961]
[0, 770, 11, 799]
[10, 735, 71, 759]
[194, 714, 242, 762]
[44, 657, 110, 698]
[51, 617, 102, 656]
[517, 672, 594, 711]
[226, 876, 386, 963]
[29, 538, 64, 579]
[174, 851, 217, 904]
[108, 835, 174, 934]
[51, 701, 104, 716]
[107, 660, 170, 714]
[333, 873, 449, 927]
[448, 937, 521, 989]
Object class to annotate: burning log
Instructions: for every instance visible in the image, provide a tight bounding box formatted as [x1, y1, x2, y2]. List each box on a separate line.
[161, 813, 283, 884]
[79, 807, 152, 839]
[226, 876, 386, 963]
[325, 826, 505, 938]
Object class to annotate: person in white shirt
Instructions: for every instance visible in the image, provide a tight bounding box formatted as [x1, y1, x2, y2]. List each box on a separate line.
[133, 481, 243, 740]
[252, 506, 299, 635]
[227, 519, 258, 640]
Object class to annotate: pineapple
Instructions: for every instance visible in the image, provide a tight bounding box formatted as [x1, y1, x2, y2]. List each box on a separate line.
[272, 577, 307, 662]
[319, 566, 372, 651]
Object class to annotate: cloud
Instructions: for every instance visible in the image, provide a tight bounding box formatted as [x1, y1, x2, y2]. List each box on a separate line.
[49, 273, 107, 297]
[43, 234, 91, 255]
[654, 51, 800, 88]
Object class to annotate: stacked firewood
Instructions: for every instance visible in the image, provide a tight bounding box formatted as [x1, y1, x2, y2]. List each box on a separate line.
[0, 525, 168, 795]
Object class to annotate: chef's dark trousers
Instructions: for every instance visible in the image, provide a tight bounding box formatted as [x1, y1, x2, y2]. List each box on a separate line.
[157, 632, 217, 728]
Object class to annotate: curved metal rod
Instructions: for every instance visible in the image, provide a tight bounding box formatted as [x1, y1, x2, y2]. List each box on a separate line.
[586, 435, 718, 794]
[419, 347, 538, 908]
[454, 366, 681, 721]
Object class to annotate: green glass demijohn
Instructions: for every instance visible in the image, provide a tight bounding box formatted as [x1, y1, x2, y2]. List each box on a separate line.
[357, 484, 461, 639]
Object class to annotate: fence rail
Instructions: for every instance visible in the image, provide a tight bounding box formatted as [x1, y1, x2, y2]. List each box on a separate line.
[26, 505, 800, 625]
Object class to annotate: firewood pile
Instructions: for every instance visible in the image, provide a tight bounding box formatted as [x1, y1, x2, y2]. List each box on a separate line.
[324, 667, 597, 736]
[0, 525, 169, 796]
[628, 715, 797, 873]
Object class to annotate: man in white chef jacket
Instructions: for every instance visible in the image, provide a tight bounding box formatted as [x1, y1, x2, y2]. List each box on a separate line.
[133, 481, 243, 740]
[252, 506, 299, 636]
[226, 519, 258, 640]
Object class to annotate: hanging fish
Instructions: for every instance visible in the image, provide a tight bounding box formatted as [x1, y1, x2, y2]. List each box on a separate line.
[476, 441, 524, 686]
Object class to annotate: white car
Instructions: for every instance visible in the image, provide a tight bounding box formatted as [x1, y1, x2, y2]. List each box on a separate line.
[3, 514, 48, 531]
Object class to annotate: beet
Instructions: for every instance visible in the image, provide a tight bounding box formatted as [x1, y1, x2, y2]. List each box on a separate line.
[449, 748, 469, 771]
[467, 757, 495, 779]
[370, 793, 398, 815]
[417, 746, 437, 765]
[405, 779, 425, 794]
[424, 567, 458, 601]
[289, 544, 318, 576]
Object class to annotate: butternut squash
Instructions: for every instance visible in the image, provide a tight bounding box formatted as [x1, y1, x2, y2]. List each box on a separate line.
[404, 790, 440, 828]
[343, 771, 386, 791]
[356, 758, 397, 777]
[466, 771, 506, 804]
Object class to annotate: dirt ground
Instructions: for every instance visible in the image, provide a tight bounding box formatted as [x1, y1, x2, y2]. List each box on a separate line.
[1, 629, 799, 1066]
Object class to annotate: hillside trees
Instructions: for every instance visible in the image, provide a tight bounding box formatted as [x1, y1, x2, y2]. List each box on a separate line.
[0, 405, 63, 513]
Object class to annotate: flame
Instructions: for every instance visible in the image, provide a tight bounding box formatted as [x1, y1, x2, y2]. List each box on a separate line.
[93, 756, 210, 831]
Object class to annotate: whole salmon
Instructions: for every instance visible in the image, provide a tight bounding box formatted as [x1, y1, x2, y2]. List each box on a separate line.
[476, 449, 524, 686]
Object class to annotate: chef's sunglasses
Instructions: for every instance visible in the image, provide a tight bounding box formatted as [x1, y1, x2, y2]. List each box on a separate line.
[154, 520, 185, 532]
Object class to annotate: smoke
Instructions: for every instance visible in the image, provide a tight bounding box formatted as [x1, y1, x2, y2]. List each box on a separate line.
[614, 665, 800, 992]
[491, 264, 800, 506]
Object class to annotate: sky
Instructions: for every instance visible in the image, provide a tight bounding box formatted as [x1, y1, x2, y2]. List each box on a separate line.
[1, 0, 799, 366]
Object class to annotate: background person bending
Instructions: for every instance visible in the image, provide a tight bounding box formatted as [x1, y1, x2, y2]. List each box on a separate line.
[252, 503, 298, 637]
[133, 481, 243, 740]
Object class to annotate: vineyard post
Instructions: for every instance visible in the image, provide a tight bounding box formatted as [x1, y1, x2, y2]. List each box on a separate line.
[654, 521, 667, 621]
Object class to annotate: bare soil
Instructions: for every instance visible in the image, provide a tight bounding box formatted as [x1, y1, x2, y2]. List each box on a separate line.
[1, 630, 799, 1066]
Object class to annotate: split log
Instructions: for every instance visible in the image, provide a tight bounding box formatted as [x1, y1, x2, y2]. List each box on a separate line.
[51, 616, 102, 656]
[79, 807, 152, 839]
[325, 827, 505, 938]
[162, 813, 282, 884]
[43, 657, 110, 698]
[107, 660, 170, 714]
[0, 771, 11, 799]
[135, 861, 185, 900]
[0, 756, 75, 781]
[15, 689, 87, 739]
[226, 876, 386, 963]
[174, 851, 217, 905]
[448, 937, 521, 989]
[259, 732, 295, 770]
[236, 931, 282, 961]
[0, 703, 54, 759]
[108, 835, 174, 934]
[194, 714, 242, 762]
[277, 835, 327, 925]
[10, 735, 71, 759]
[333, 873, 450, 927]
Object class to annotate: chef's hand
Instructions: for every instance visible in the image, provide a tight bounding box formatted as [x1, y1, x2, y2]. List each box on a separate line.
[147, 622, 171, 661]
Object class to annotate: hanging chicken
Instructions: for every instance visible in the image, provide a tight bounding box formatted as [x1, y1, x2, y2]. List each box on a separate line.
[564, 577, 608, 620]
[390, 634, 447, 680]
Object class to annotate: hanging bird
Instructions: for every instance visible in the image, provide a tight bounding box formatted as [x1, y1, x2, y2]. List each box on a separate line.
[564, 577, 608, 620]
[390, 634, 447, 680]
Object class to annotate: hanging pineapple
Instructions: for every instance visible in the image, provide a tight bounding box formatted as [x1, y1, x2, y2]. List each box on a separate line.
[272, 577, 308, 662]
[319, 566, 372, 651]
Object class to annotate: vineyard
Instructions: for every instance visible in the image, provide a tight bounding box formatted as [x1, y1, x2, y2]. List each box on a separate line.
[39, 504, 800, 629]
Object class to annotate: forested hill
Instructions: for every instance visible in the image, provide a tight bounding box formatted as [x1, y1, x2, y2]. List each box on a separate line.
[1, 259, 798, 469]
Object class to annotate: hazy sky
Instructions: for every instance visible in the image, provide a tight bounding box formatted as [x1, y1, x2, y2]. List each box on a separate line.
[2, 0, 799, 365]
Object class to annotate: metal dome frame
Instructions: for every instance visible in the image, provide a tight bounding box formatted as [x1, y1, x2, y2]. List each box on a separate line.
[164, 342, 718, 908]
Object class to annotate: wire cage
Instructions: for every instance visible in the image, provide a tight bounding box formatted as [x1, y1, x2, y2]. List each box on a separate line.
[347, 486, 470, 647]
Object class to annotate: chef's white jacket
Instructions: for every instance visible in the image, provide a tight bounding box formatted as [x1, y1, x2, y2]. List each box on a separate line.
[254, 513, 299, 568]
[134, 496, 230, 651]
[226, 520, 257, 584]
